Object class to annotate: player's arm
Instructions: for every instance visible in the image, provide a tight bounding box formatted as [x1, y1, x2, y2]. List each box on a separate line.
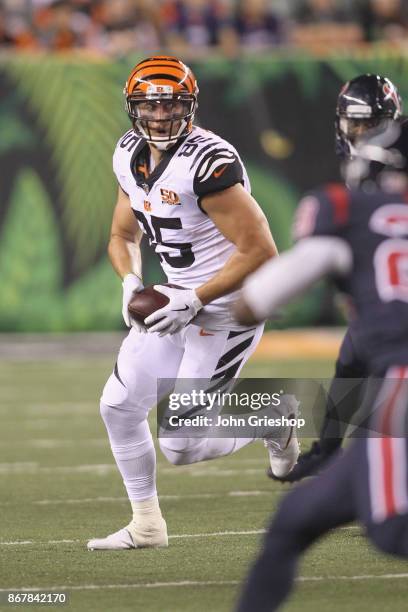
[108, 186, 143, 281]
[235, 236, 352, 325]
[235, 186, 353, 324]
[195, 183, 278, 306]
[108, 186, 146, 330]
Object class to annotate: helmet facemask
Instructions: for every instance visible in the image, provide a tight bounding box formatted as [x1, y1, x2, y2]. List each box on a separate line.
[125, 84, 197, 150]
[337, 115, 397, 157]
[341, 121, 407, 189]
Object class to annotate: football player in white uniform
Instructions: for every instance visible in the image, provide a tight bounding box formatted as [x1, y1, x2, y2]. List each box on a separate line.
[87, 56, 299, 551]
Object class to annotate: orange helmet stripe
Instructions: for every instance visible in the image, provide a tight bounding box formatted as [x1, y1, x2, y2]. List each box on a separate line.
[126, 57, 197, 96]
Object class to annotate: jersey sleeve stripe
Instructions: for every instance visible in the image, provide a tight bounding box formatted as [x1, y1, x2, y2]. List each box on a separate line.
[189, 143, 216, 170]
[199, 156, 236, 183]
[197, 149, 235, 179]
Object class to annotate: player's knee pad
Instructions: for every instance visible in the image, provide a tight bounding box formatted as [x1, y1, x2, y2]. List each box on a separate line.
[100, 401, 154, 460]
[99, 400, 146, 439]
[100, 400, 127, 432]
[100, 372, 149, 424]
[101, 372, 131, 409]
[159, 437, 204, 465]
[99, 400, 112, 424]
[367, 515, 408, 557]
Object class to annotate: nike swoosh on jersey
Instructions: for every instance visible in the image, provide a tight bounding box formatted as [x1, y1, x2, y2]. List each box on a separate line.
[213, 164, 228, 178]
[172, 305, 189, 311]
[199, 329, 215, 336]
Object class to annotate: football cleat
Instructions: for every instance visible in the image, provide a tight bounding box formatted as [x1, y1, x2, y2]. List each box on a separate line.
[264, 431, 300, 479]
[87, 527, 135, 551]
[268, 441, 343, 483]
[263, 394, 300, 478]
[87, 517, 168, 551]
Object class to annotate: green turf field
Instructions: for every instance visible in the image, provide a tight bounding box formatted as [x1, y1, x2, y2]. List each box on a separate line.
[1, 349, 408, 612]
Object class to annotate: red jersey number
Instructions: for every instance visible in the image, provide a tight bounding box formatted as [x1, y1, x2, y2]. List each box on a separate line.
[374, 239, 408, 303]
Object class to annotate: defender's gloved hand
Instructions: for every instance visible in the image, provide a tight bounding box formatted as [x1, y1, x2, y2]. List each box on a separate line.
[122, 273, 145, 333]
[145, 285, 203, 337]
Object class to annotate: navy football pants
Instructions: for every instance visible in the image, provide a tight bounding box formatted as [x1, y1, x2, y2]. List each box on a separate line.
[236, 370, 408, 612]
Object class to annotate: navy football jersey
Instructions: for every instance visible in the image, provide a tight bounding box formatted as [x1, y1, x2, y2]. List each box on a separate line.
[294, 183, 408, 373]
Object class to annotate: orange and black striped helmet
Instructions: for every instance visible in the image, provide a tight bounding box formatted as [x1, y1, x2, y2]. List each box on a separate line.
[124, 56, 199, 149]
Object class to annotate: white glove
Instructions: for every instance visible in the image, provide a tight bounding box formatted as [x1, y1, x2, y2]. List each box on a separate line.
[122, 273, 146, 333]
[144, 285, 203, 336]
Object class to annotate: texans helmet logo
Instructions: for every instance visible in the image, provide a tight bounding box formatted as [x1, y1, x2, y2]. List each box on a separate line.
[383, 82, 401, 113]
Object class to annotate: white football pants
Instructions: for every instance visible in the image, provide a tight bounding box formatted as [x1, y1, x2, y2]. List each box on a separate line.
[100, 323, 263, 500]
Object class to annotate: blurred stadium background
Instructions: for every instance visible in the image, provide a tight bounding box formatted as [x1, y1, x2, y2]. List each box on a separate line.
[2, 1, 408, 611]
[1, 0, 408, 332]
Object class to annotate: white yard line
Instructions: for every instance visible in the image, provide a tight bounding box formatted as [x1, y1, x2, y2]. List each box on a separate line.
[169, 530, 266, 539]
[0, 463, 266, 476]
[29, 490, 272, 505]
[0, 531, 265, 546]
[0, 402, 97, 413]
[297, 573, 408, 582]
[1, 573, 408, 592]
[0, 463, 117, 475]
[0, 526, 360, 547]
[0, 490, 284, 507]
[23, 439, 107, 449]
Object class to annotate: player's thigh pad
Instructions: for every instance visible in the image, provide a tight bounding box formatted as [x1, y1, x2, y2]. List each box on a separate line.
[101, 328, 184, 419]
[178, 323, 264, 380]
[167, 323, 264, 420]
[158, 323, 263, 458]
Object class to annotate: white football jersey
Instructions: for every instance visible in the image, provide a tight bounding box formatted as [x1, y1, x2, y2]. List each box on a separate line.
[113, 125, 252, 330]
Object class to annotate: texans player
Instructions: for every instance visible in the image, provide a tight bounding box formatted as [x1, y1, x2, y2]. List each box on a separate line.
[277, 73, 406, 483]
[87, 57, 299, 551]
[234, 119, 408, 610]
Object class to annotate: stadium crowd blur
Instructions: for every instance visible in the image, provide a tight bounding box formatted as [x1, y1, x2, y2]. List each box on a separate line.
[1, 0, 408, 57]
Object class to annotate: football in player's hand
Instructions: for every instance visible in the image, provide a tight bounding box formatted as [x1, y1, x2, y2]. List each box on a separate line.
[128, 284, 178, 326]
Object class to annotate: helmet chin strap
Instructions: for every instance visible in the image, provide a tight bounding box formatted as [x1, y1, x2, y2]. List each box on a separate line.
[135, 118, 189, 150]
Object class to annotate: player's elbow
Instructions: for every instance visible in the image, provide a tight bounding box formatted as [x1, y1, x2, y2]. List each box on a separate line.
[260, 241, 278, 261]
[247, 240, 277, 270]
[108, 232, 134, 254]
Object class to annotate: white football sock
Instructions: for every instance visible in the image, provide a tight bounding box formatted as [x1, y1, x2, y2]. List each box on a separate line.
[101, 407, 157, 500]
[119, 446, 157, 500]
[128, 495, 168, 547]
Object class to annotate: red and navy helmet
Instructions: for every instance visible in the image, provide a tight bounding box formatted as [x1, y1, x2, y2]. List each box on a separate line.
[335, 74, 402, 158]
